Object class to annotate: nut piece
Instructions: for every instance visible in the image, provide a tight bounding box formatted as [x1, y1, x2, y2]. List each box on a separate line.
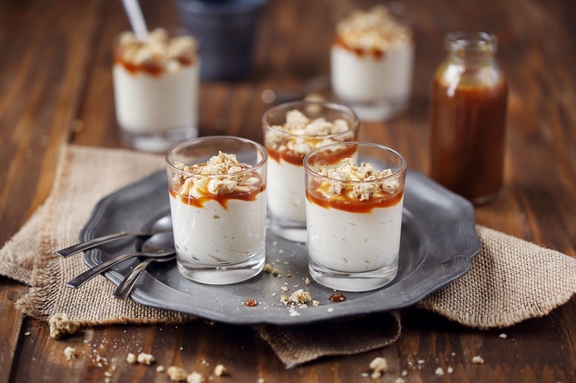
[263, 264, 272, 273]
[289, 289, 312, 304]
[127, 353, 137, 364]
[167, 366, 188, 381]
[64, 346, 76, 360]
[435, 367, 444, 376]
[369, 357, 388, 379]
[499, 333, 508, 339]
[214, 364, 227, 377]
[472, 355, 485, 364]
[137, 352, 155, 365]
[186, 372, 205, 383]
[157, 365, 166, 373]
[49, 313, 79, 339]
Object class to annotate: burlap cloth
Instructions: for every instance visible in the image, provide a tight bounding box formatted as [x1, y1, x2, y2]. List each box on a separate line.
[2, 145, 576, 368]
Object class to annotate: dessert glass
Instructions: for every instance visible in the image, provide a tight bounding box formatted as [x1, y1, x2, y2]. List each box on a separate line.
[304, 142, 406, 292]
[331, 4, 414, 121]
[262, 101, 360, 243]
[166, 136, 268, 285]
[113, 28, 200, 152]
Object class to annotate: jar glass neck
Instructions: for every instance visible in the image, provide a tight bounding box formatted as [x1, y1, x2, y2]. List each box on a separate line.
[445, 31, 497, 64]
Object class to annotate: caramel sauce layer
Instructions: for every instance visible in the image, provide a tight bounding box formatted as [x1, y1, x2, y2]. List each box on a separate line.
[306, 178, 403, 213]
[170, 185, 265, 210]
[333, 35, 385, 59]
[115, 56, 195, 77]
[268, 144, 357, 166]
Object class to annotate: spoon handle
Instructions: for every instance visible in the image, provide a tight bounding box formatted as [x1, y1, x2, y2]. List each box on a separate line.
[112, 258, 155, 299]
[57, 232, 149, 258]
[66, 252, 142, 289]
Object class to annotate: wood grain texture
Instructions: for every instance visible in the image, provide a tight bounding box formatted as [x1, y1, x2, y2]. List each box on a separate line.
[1, 0, 576, 382]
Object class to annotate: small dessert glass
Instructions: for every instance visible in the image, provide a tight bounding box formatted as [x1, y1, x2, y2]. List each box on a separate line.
[262, 101, 360, 243]
[331, 3, 414, 121]
[166, 136, 268, 285]
[113, 29, 200, 152]
[304, 142, 407, 292]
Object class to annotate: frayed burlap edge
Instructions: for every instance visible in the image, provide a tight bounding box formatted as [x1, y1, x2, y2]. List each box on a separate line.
[15, 145, 194, 326]
[418, 225, 576, 329]
[256, 312, 401, 368]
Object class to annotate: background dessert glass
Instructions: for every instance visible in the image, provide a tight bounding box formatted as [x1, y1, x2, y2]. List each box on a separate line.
[113, 28, 200, 152]
[331, 4, 414, 121]
[304, 142, 406, 292]
[262, 101, 360, 243]
[166, 136, 268, 285]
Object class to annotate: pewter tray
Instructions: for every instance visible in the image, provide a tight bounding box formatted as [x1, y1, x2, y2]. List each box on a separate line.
[80, 170, 480, 325]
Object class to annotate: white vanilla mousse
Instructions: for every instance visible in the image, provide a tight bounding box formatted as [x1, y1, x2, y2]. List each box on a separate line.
[306, 158, 404, 272]
[113, 28, 199, 134]
[264, 110, 356, 224]
[169, 152, 267, 266]
[331, 6, 414, 105]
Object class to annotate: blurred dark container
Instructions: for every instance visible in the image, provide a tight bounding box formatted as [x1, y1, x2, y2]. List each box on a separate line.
[175, 0, 265, 80]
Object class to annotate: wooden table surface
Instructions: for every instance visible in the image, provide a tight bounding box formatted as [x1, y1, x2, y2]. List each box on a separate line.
[1, 0, 576, 382]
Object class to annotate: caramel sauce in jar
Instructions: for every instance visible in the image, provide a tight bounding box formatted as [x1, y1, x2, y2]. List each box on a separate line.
[430, 31, 508, 205]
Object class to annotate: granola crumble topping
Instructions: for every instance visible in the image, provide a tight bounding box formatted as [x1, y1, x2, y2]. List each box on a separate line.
[266, 110, 354, 160]
[172, 152, 262, 198]
[336, 6, 412, 53]
[116, 28, 197, 72]
[314, 157, 400, 201]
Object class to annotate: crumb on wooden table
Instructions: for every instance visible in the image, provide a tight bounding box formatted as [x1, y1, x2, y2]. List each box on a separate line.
[472, 355, 485, 364]
[64, 346, 76, 360]
[137, 352, 155, 365]
[49, 313, 79, 339]
[167, 366, 188, 381]
[214, 364, 227, 377]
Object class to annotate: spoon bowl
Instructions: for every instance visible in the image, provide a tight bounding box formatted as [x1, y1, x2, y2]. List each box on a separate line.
[66, 232, 176, 289]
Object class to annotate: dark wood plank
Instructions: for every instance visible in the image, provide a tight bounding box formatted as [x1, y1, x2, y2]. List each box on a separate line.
[0, 0, 107, 382]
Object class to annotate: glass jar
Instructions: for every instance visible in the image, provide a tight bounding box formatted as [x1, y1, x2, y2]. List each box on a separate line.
[430, 31, 508, 205]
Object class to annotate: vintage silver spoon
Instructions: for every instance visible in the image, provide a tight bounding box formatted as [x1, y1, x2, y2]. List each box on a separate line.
[57, 215, 172, 258]
[66, 232, 175, 289]
[112, 254, 176, 299]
